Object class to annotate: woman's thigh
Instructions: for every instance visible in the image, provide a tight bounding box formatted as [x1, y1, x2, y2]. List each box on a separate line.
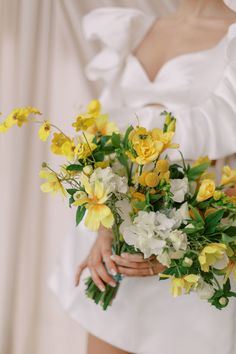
[87, 333, 132, 354]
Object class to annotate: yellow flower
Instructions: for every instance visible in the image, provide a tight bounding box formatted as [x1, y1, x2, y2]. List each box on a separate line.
[155, 159, 170, 182]
[223, 259, 236, 282]
[51, 133, 71, 155]
[61, 141, 76, 161]
[86, 114, 119, 136]
[76, 175, 114, 231]
[72, 190, 88, 206]
[213, 190, 224, 201]
[198, 243, 227, 272]
[128, 127, 164, 165]
[196, 179, 216, 202]
[39, 169, 66, 196]
[87, 99, 101, 115]
[138, 171, 159, 187]
[151, 128, 179, 152]
[0, 107, 41, 132]
[75, 142, 97, 160]
[94, 161, 110, 169]
[160, 274, 199, 297]
[38, 120, 51, 141]
[221, 166, 236, 186]
[72, 113, 95, 132]
[199, 171, 216, 183]
[192, 156, 211, 167]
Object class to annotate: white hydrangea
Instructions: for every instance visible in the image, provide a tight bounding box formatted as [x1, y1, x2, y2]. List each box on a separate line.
[170, 177, 189, 203]
[90, 167, 128, 194]
[121, 209, 189, 259]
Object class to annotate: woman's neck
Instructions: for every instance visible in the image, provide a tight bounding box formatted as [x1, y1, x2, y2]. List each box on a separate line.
[176, 0, 227, 19]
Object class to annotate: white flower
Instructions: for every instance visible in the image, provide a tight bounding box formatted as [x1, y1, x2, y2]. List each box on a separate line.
[169, 230, 188, 251]
[90, 167, 128, 194]
[115, 199, 132, 223]
[196, 279, 215, 300]
[169, 202, 190, 228]
[170, 177, 189, 203]
[157, 251, 171, 267]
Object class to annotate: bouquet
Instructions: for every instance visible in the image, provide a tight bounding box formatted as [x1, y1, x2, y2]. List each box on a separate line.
[1, 101, 236, 310]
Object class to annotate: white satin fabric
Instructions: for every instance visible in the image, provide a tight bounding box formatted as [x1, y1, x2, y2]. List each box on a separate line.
[48, 7, 236, 354]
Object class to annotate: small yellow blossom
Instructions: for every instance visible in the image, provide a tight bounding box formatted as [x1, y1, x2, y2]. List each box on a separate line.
[213, 190, 224, 201]
[192, 156, 211, 167]
[196, 179, 216, 202]
[87, 99, 101, 115]
[40, 169, 66, 196]
[86, 114, 119, 136]
[61, 141, 76, 161]
[223, 259, 236, 282]
[72, 114, 95, 132]
[38, 120, 51, 141]
[0, 107, 41, 132]
[198, 243, 227, 272]
[155, 159, 170, 182]
[51, 133, 71, 155]
[151, 128, 179, 152]
[83, 165, 93, 176]
[221, 166, 236, 186]
[139, 171, 159, 187]
[72, 191, 88, 206]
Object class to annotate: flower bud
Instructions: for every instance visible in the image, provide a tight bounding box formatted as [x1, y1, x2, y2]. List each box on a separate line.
[182, 257, 193, 268]
[83, 165, 93, 176]
[219, 297, 228, 307]
[41, 162, 47, 168]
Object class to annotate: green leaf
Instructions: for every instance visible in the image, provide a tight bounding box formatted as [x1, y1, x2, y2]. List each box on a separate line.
[93, 151, 105, 162]
[66, 164, 83, 171]
[205, 209, 225, 234]
[223, 279, 231, 293]
[111, 133, 121, 148]
[222, 226, 236, 237]
[103, 145, 115, 154]
[76, 206, 86, 226]
[100, 136, 111, 146]
[149, 194, 162, 202]
[66, 188, 77, 195]
[123, 125, 133, 148]
[189, 205, 204, 224]
[187, 162, 210, 181]
[133, 201, 146, 209]
[117, 153, 129, 169]
[221, 233, 236, 244]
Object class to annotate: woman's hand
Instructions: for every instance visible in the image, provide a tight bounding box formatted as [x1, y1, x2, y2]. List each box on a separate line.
[111, 253, 166, 277]
[75, 225, 119, 292]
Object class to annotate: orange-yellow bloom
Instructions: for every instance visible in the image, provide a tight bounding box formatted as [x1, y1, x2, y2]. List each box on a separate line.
[221, 166, 236, 186]
[196, 179, 216, 202]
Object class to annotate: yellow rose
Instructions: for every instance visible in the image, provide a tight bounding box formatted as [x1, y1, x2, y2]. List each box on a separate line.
[221, 165, 236, 186]
[139, 171, 159, 187]
[196, 179, 216, 202]
[75, 141, 97, 160]
[198, 243, 227, 272]
[135, 139, 163, 164]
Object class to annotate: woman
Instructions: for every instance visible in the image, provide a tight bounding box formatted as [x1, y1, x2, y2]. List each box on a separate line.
[49, 1, 236, 353]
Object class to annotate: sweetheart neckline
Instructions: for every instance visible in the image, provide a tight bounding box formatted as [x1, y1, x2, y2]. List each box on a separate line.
[131, 18, 235, 84]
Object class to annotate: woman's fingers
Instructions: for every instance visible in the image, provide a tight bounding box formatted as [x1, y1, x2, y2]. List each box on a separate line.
[95, 263, 117, 287]
[110, 255, 154, 269]
[102, 251, 118, 276]
[75, 259, 87, 286]
[117, 263, 165, 277]
[90, 268, 106, 292]
[119, 253, 155, 262]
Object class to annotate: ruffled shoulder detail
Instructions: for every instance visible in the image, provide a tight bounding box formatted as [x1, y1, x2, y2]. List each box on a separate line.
[227, 23, 236, 61]
[82, 7, 155, 82]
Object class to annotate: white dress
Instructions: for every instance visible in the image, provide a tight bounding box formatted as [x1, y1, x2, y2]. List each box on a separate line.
[48, 8, 236, 354]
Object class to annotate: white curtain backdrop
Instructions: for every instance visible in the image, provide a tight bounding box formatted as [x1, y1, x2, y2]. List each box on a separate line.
[0, 1, 195, 354]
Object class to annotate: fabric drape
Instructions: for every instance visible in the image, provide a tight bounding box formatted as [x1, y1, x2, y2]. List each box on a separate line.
[0, 1, 178, 354]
